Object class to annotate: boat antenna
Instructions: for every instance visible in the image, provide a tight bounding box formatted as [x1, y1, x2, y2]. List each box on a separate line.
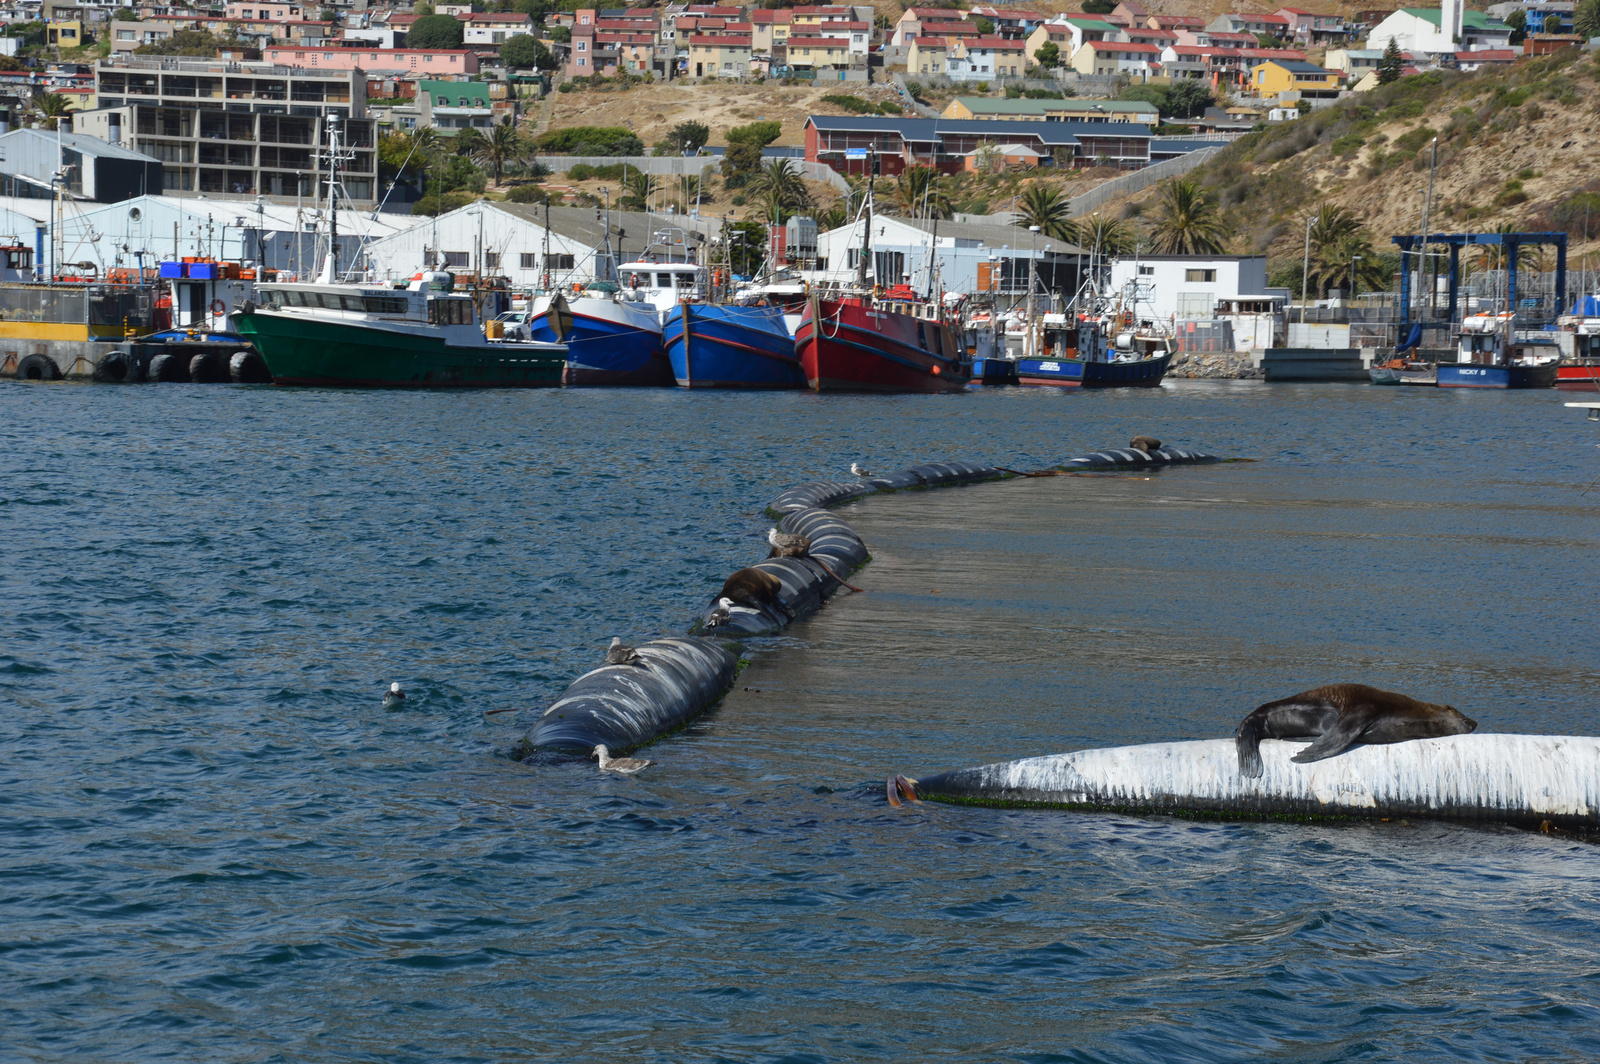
[856, 149, 873, 292]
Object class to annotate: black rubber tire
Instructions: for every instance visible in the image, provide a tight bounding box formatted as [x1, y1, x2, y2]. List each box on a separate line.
[148, 353, 186, 382]
[228, 350, 272, 384]
[16, 354, 61, 381]
[189, 351, 227, 383]
[93, 351, 131, 383]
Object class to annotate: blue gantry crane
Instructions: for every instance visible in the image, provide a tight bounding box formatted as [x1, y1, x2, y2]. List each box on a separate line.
[1391, 230, 1567, 325]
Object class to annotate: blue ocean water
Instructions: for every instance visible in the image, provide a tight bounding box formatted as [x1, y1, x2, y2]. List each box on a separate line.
[2, 380, 1599, 1063]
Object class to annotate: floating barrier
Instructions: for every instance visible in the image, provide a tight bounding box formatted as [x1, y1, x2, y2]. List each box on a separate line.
[903, 734, 1600, 830]
[528, 445, 1223, 759]
[526, 637, 740, 755]
[1058, 446, 1217, 470]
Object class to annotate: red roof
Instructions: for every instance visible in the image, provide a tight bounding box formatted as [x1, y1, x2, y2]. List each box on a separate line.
[1458, 48, 1515, 59]
[1239, 46, 1307, 58]
[1084, 39, 1160, 52]
[469, 13, 530, 22]
[1129, 28, 1177, 39]
[750, 10, 793, 22]
[910, 35, 950, 46]
[963, 35, 1026, 49]
[922, 21, 978, 32]
[786, 35, 850, 46]
[688, 34, 750, 46]
[904, 7, 960, 17]
[1153, 15, 1204, 27]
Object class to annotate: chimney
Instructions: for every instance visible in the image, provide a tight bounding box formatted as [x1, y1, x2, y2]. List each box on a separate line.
[1439, 0, 1463, 46]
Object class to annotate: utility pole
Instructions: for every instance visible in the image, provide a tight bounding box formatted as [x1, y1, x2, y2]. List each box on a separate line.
[1300, 212, 1313, 325]
[1421, 136, 1439, 322]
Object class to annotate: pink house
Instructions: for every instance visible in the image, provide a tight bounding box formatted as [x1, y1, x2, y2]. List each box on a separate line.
[264, 47, 480, 74]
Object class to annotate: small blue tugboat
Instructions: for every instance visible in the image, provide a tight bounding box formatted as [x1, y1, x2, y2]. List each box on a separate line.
[1015, 313, 1172, 387]
[663, 302, 803, 389]
[1437, 313, 1558, 389]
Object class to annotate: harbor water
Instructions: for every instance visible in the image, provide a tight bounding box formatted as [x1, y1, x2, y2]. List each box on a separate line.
[4, 381, 1599, 1062]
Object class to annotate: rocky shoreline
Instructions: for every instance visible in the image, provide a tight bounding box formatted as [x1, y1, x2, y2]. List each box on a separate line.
[1168, 352, 1262, 380]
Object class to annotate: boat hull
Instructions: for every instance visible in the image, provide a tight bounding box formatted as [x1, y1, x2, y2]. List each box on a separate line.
[1555, 359, 1600, 389]
[1370, 361, 1437, 386]
[234, 310, 564, 388]
[527, 296, 670, 387]
[795, 298, 968, 393]
[1016, 351, 1172, 387]
[1437, 362, 1558, 389]
[663, 303, 803, 389]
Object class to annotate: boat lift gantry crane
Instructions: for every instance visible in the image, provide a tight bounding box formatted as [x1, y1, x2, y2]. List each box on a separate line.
[1393, 230, 1567, 325]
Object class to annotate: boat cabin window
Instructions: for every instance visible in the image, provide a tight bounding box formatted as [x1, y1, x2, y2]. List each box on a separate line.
[428, 297, 472, 325]
[657, 272, 674, 287]
[364, 295, 409, 315]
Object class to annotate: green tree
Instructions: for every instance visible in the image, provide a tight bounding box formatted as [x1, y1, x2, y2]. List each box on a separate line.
[1033, 41, 1059, 68]
[1082, 0, 1114, 12]
[665, 120, 710, 154]
[514, 0, 554, 18]
[1147, 177, 1226, 255]
[30, 90, 69, 130]
[415, 1, 435, 15]
[720, 141, 764, 188]
[892, 165, 950, 219]
[725, 119, 782, 148]
[815, 203, 848, 231]
[548, 24, 570, 42]
[501, 33, 555, 69]
[1165, 79, 1213, 119]
[620, 168, 657, 210]
[1577, 0, 1600, 39]
[973, 17, 994, 34]
[1304, 204, 1387, 297]
[752, 157, 813, 213]
[408, 13, 465, 49]
[1017, 184, 1075, 242]
[412, 191, 474, 216]
[113, 7, 140, 19]
[724, 219, 767, 276]
[452, 126, 488, 158]
[1504, 8, 1527, 44]
[135, 29, 234, 56]
[378, 128, 438, 181]
[1076, 212, 1134, 256]
[1376, 38, 1404, 85]
[476, 122, 526, 185]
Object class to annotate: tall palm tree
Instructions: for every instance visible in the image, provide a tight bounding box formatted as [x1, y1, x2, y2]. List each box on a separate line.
[1302, 203, 1387, 297]
[621, 168, 658, 211]
[476, 122, 526, 186]
[751, 158, 811, 213]
[1146, 177, 1226, 255]
[1016, 184, 1074, 242]
[1306, 203, 1363, 260]
[815, 203, 848, 231]
[31, 90, 70, 131]
[451, 127, 488, 159]
[1075, 212, 1134, 256]
[759, 186, 789, 226]
[892, 166, 951, 220]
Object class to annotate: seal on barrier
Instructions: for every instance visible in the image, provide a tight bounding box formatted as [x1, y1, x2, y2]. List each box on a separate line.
[1235, 683, 1477, 779]
[718, 566, 792, 617]
[1130, 435, 1162, 453]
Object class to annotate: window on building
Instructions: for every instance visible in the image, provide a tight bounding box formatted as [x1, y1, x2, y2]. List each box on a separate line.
[485, 252, 500, 269]
[1137, 265, 1153, 276]
[547, 253, 575, 270]
[1185, 268, 1217, 283]
[520, 252, 537, 269]
[443, 251, 470, 267]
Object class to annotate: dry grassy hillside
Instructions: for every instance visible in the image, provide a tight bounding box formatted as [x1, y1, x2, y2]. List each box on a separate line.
[1108, 48, 1600, 275]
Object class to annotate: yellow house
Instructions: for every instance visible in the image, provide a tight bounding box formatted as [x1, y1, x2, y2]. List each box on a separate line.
[907, 35, 948, 75]
[784, 35, 850, 72]
[687, 35, 752, 79]
[1250, 59, 1347, 98]
[46, 19, 83, 46]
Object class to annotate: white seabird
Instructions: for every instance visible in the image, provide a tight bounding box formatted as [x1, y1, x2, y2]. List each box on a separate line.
[382, 681, 405, 708]
[767, 527, 810, 557]
[593, 744, 653, 774]
[850, 462, 873, 477]
[707, 596, 733, 627]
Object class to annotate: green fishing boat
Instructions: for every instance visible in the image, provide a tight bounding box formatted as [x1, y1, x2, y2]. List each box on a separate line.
[233, 273, 566, 388]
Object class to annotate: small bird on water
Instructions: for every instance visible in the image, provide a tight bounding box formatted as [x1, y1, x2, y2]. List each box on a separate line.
[850, 462, 873, 478]
[383, 682, 405, 708]
[606, 637, 642, 666]
[593, 744, 652, 774]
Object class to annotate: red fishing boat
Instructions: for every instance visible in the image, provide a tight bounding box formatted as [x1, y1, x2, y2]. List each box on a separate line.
[796, 288, 969, 393]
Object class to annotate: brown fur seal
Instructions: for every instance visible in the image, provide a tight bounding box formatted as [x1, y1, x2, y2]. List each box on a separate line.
[1235, 683, 1477, 778]
[1129, 435, 1162, 453]
[716, 566, 791, 617]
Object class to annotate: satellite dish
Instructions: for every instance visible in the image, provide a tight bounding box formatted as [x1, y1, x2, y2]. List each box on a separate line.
[128, 207, 141, 221]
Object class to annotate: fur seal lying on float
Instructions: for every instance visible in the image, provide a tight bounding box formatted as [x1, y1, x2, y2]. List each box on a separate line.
[1129, 435, 1162, 453]
[1235, 683, 1477, 778]
[717, 566, 792, 617]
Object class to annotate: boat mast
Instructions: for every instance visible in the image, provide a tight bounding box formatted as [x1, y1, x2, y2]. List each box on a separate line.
[316, 114, 342, 285]
[856, 149, 873, 293]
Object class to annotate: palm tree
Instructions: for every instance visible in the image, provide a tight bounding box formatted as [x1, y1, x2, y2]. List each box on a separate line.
[759, 186, 789, 226]
[1302, 204, 1388, 297]
[1146, 177, 1226, 255]
[892, 166, 951, 220]
[451, 127, 488, 159]
[1306, 203, 1363, 259]
[1016, 184, 1074, 242]
[621, 168, 658, 211]
[31, 91, 70, 131]
[476, 122, 526, 186]
[815, 203, 848, 231]
[1075, 212, 1134, 256]
[751, 158, 811, 213]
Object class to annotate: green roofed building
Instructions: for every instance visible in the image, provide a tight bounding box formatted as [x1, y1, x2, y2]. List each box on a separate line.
[1365, 2, 1512, 56]
[383, 80, 500, 137]
[941, 96, 1161, 124]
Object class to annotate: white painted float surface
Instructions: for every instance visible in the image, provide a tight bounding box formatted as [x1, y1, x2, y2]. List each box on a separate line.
[919, 734, 1600, 825]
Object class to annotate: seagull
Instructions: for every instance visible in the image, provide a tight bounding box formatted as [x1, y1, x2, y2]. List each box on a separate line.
[706, 596, 733, 627]
[606, 637, 642, 666]
[382, 681, 405, 708]
[593, 744, 652, 774]
[1129, 435, 1162, 453]
[767, 526, 810, 558]
[850, 462, 873, 477]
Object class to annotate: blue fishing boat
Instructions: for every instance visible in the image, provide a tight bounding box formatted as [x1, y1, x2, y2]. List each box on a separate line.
[525, 290, 671, 387]
[1014, 314, 1172, 387]
[1437, 313, 1558, 389]
[663, 303, 804, 389]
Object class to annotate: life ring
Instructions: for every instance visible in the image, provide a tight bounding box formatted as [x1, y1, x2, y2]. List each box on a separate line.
[629, 273, 642, 289]
[211, 299, 226, 316]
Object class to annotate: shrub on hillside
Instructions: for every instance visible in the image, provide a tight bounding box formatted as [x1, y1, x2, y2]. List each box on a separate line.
[821, 93, 875, 114]
[506, 183, 547, 203]
[407, 13, 464, 49]
[536, 126, 643, 155]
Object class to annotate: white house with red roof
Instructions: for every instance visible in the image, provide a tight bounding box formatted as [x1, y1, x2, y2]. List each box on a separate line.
[1070, 39, 1160, 76]
[1206, 12, 1292, 37]
[947, 35, 1027, 79]
[892, 6, 965, 47]
[462, 12, 533, 45]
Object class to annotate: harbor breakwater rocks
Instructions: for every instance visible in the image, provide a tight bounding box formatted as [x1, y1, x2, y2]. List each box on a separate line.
[1168, 353, 1262, 380]
[524, 446, 1220, 758]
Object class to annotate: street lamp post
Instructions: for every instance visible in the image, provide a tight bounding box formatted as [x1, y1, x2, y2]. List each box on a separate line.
[1351, 254, 1362, 304]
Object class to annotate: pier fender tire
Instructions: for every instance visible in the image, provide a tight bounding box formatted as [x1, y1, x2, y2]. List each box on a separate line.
[148, 353, 186, 382]
[93, 351, 132, 383]
[188, 351, 228, 384]
[229, 350, 272, 384]
[17, 354, 61, 381]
